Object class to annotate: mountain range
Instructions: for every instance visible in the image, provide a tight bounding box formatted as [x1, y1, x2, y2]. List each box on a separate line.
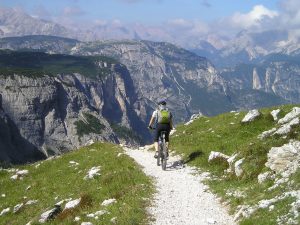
[1, 7, 300, 68]
[1, 8, 300, 164]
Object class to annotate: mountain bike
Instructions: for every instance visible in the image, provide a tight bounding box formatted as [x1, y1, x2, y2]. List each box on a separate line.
[149, 127, 168, 170]
[157, 131, 168, 170]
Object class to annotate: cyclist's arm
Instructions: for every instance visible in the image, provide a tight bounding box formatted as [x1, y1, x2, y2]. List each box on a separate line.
[148, 116, 155, 128]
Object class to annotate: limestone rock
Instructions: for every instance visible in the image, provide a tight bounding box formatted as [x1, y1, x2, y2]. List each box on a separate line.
[278, 107, 300, 124]
[258, 128, 277, 139]
[13, 203, 24, 213]
[39, 205, 62, 223]
[265, 140, 300, 177]
[0, 207, 10, 216]
[64, 198, 81, 210]
[208, 151, 230, 162]
[81, 222, 93, 225]
[234, 158, 244, 177]
[84, 167, 101, 180]
[241, 109, 260, 123]
[101, 198, 117, 206]
[275, 117, 299, 135]
[271, 109, 280, 121]
[257, 171, 275, 184]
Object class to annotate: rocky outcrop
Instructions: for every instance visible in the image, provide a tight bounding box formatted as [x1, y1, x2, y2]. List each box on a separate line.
[0, 94, 45, 164]
[0, 64, 147, 164]
[265, 140, 300, 178]
[241, 109, 260, 123]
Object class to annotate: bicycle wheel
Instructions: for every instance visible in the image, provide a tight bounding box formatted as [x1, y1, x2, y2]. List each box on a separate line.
[157, 144, 161, 166]
[161, 140, 167, 170]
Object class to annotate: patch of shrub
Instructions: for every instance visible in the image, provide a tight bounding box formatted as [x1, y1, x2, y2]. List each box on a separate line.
[74, 113, 105, 138]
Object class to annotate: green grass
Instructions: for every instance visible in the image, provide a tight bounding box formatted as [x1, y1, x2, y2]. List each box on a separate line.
[74, 113, 105, 139]
[111, 124, 142, 143]
[0, 50, 118, 78]
[171, 104, 300, 224]
[0, 142, 154, 225]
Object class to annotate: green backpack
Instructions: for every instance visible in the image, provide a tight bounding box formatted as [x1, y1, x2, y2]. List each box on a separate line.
[157, 109, 171, 124]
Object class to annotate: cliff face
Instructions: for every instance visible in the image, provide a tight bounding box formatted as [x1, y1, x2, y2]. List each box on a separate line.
[0, 63, 146, 164]
[72, 40, 234, 121]
[220, 59, 300, 105]
[0, 94, 45, 164]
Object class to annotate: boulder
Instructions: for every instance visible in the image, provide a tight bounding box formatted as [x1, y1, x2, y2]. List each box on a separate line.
[13, 203, 24, 213]
[241, 109, 260, 123]
[274, 117, 299, 136]
[64, 198, 81, 210]
[226, 153, 238, 173]
[271, 109, 281, 121]
[0, 207, 10, 216]
[208, 151, 230, 162]
[258, 128, 276, 139]
[234, 158, 244, 177]
[265, 140, 300, 177]
[278, 107, 300, 124]
[39, 205, 62, 223]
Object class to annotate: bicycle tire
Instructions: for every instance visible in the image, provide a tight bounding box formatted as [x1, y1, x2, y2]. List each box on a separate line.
[157, 145, 161, 166]
[161, 137, 167, 170]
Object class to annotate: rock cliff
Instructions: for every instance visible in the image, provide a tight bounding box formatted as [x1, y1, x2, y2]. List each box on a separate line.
[71, 40, 234, 121]
[0, 61, 147, 164]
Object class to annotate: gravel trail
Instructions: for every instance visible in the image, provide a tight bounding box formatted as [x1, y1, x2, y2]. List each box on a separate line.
[124, 147, 236, 225]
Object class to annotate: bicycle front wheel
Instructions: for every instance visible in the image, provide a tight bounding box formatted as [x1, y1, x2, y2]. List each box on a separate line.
[157, 148, 161, 166]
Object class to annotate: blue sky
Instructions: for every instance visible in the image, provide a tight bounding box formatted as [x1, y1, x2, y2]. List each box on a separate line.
[2, 0, 300, 43]
[0, 0, 280, 24]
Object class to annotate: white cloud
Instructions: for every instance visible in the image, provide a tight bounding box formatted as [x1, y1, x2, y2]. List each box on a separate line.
[229, 5, 278, 29]
[280, 0, 300, 15]
[168, 18, 193, 28]
[94, 19, 108, 26]
[62, 6, 85, 17]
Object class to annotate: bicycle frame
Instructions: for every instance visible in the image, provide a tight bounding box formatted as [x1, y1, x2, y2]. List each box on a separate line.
[157, 131, 167, 170]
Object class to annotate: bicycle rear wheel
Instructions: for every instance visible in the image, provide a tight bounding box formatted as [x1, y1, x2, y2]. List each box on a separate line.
[157, 147, 161, 166]
[161, 140, 167, 170]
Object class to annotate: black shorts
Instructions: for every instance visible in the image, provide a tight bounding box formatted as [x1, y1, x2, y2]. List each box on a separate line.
[154, 123, 171, 142]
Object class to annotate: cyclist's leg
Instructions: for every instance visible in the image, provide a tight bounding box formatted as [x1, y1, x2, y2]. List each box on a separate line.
[154, 125, 161, 158]
[165, 124, 171, 158]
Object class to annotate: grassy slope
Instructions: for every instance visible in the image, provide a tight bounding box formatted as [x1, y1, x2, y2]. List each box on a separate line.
[0, 143, 154, 225]
[171, 104, 300, 225]
[0, 50, 118, 78]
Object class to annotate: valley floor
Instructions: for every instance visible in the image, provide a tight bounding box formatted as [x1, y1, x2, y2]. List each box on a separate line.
[124, 147, 235, 225]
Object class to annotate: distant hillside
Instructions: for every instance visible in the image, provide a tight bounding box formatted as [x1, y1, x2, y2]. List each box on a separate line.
[220, 53, 300, 104]
[172, 104, 300, 224]
[0, 35, 79, 54]
[0, 50, 117, 77]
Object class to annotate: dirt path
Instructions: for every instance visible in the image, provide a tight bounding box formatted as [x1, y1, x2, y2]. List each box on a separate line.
[124, 147, 236, 225]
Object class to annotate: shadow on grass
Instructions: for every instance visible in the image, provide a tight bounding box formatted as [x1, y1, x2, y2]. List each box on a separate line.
[184, 151, 204, 164]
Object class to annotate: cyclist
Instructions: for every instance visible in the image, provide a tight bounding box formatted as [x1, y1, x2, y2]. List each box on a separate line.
[148, 99, 173, 158]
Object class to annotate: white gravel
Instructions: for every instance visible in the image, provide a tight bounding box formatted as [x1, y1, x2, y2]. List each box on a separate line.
[124, 147, 236, 225]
